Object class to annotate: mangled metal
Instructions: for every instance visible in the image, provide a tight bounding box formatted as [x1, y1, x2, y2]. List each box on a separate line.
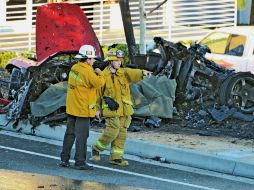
[150, 37, 254, 115]
[35, 3, 103, 62]
[1, 2, 254, 129]
[6, 79, 32, 120]
[0, 3, 103, 123]
[2, 37, 254, 126]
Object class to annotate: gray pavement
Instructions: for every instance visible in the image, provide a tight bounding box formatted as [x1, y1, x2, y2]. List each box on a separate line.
[0, 169, 147, 190]
[0, 115, 253, 179]
[1, 132, 254, 190]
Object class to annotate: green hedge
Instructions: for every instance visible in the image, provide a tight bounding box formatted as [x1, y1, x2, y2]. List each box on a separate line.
[102, 44, 130, 66]
[0, 51, 35, 69]
[0, 43, 154, 69]
[0, 51, 17, 69]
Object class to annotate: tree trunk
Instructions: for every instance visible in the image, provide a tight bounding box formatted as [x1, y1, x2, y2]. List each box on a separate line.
[251, 0, 254, 25]
[119, 0, 138, 65]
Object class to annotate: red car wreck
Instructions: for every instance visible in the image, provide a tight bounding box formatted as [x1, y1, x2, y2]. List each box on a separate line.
[2, 3, 103, 120]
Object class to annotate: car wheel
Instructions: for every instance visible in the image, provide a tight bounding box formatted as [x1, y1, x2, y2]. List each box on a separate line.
[219, 72, 254, 113]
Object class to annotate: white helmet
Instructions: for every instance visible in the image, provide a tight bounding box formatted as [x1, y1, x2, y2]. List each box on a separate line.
[75, 45, 97, 59]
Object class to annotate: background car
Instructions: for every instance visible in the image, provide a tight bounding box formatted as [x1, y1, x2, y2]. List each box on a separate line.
[199, 26, 254, 74]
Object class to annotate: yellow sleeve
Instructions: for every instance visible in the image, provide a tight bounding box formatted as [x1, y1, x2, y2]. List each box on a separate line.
[96, 83, 105, 111]
[88, 70, 105, 89]
[124, 68, 144, 83]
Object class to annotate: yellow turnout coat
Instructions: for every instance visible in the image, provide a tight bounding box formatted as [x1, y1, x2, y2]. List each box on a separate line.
[66, 62, 105, 117]
[97, 67, 144, 117]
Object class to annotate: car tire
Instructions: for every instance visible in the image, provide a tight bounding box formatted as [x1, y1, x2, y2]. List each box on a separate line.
[219, 72, 254, 113]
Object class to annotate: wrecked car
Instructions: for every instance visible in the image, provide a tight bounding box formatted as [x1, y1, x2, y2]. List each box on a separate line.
[2, 3, 103, 120]
[150, 37, 254, 114]
[1, 2, 253, 128]
[116, 0, 254, 116]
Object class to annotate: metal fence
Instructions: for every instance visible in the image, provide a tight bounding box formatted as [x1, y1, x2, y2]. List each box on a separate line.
[0, 0, 236, 51]
[169, 0, 237, 41]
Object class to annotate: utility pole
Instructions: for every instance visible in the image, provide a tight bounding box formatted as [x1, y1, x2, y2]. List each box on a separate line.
[118, 0, 168, 64]
[139, 0, 146, 54]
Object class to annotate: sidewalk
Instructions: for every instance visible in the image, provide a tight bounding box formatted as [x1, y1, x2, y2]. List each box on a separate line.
[0, 115, 254, 179]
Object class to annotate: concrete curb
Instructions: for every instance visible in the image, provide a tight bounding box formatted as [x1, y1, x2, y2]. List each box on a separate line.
[125, 139, 254, 179]
[1, 120, 253, 179]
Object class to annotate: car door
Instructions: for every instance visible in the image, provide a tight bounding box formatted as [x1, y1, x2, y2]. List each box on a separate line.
[247, 37, 254, 74]
[199, 31, 248, 72]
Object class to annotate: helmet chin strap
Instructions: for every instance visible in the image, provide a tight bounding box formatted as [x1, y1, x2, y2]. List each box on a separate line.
[109, 64, 117, 73]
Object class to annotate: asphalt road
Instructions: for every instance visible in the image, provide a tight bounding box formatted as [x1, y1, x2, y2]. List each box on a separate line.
[0, 131, 254, 190]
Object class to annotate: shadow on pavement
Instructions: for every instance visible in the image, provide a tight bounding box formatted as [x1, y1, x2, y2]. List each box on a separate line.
[0, 169, 148, 190]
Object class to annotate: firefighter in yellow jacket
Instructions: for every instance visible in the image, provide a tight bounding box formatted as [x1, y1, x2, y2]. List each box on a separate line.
[91, 48, 152, 166]
[59, 45, 105, 170]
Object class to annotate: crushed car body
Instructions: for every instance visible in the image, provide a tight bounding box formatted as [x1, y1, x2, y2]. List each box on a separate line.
[1, 3, 103, 122]
[148, 37, 254, 114]
[0, 3, 253, 129]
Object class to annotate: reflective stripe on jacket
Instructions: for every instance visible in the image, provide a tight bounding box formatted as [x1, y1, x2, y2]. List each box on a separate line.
[97, 67, 144, 117]
[66, 62, 105, 117]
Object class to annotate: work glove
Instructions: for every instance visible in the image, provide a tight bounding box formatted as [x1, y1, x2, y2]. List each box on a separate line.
[143, 70, 153, 78]
[94, 68, 102, 74]
[93, 59, 108, 70]
[103, 96, 119, 111]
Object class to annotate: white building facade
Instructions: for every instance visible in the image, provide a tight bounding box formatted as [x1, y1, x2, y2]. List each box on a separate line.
[0, 0, 237, 51]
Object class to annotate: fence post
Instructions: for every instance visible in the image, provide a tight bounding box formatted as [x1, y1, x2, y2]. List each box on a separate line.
[99, 0, 103, 44]
[166, 0, 172, 40]
[26, 0, 33, 51]
[139, 0, 146, 54]
[234, 0, 237, 26]
[0, 0, 7, 25]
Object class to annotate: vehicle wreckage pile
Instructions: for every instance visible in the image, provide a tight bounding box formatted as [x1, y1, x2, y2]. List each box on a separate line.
[0, 37, 254, 139]
[144, 37, 254, 139]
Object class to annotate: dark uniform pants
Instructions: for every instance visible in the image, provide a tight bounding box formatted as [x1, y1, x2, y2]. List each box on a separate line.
[60, 115, 90, 165]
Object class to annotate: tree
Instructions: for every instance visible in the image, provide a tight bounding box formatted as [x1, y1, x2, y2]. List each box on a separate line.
[237, 0, 246, 10]
[238, 0, 254, 25]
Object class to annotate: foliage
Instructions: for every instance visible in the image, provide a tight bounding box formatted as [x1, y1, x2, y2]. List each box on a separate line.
[102, 44, 129, 65]
[237, 0, 246, 10]
[115, 44, 129, 65]
[178, 40, 194, 47]
[0, 51, 17, 69]
[0, 50, 35, 69]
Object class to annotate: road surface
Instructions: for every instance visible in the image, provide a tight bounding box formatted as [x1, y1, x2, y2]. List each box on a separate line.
[0, 131, 253, 190]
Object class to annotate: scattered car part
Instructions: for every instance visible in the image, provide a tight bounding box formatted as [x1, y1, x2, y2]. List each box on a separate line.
[41, 113, 67, 125]
[208, 107, 237, 123]
[144, 116, 162, 128]
[6, 79, 32, 120]
[128, 125, 142, 132]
